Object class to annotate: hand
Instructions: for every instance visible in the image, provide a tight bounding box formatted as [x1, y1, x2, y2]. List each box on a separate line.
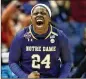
[28, 71, 40, 79]
[10, 0, 21, 9]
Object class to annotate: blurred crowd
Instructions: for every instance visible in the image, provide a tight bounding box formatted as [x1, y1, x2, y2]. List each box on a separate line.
[1, 0, 86, 78]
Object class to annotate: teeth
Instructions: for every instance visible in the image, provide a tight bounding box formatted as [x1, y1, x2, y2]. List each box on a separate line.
[37, 19, 43, 22]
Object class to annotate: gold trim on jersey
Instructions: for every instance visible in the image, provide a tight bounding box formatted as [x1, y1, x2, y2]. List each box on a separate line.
[29, 26, 38, 40]
[31, 31, 38, 40]
[45, 25, 52, 39]
[51, 32, 58, 36]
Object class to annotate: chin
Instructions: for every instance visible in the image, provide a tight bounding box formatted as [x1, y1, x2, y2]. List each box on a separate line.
[36, 25, 44, 28]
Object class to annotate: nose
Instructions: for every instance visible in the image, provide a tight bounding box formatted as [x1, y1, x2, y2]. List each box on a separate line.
[37, 13, 42, 16]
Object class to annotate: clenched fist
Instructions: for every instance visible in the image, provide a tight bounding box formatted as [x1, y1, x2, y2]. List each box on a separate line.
[28, 71, 40, 79]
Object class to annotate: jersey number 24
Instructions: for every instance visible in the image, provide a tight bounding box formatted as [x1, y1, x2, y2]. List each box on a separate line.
[31, 54, 50, 69]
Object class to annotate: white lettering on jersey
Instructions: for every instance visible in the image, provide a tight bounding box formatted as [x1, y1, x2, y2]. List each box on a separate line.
[26, 46, 56, 52]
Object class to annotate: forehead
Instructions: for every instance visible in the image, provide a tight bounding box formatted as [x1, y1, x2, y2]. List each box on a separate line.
[32, 6, 48, 13]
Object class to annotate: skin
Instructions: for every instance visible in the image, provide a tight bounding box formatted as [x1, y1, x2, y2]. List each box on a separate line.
[28, 71, 40, 78]
[31, 6, 51, 35]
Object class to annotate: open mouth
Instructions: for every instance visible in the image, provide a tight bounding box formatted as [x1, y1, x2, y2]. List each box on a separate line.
[36, 17, 44, 27]
[36, 20, 44, 25]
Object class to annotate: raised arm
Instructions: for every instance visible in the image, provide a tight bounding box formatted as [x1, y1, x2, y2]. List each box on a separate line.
[2, 1, 20, 23]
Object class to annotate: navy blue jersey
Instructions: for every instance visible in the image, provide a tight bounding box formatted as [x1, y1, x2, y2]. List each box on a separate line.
[9, 25, 72, 78]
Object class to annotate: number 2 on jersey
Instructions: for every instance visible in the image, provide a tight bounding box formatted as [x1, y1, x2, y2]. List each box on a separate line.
[31, 54, 50, 69]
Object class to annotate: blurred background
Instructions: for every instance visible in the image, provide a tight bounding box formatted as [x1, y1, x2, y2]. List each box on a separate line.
[1, 0, 86, 78]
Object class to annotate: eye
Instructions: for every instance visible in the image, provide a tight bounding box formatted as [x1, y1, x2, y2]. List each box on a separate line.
[33, 12, 38, 15]
[41, 12, 46, 15]
[42, 13, 46, 15]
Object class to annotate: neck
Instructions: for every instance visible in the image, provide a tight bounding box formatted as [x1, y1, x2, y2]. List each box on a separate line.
[33, 25, 49, 35]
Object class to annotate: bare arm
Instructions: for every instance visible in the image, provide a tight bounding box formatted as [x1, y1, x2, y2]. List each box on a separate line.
[2, 1, 20, 23]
